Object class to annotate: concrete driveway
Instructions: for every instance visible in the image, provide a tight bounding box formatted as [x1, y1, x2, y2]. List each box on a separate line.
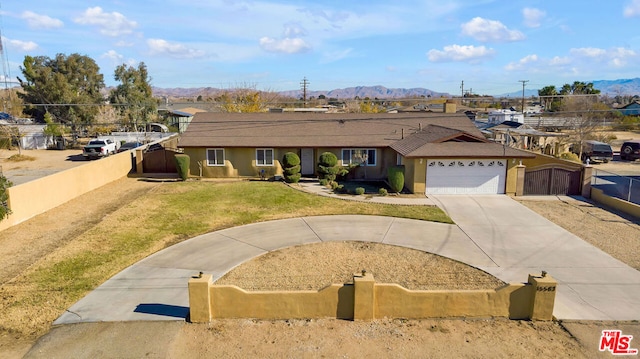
[430, 195, 640, 321]
[55, 196, 640, 325]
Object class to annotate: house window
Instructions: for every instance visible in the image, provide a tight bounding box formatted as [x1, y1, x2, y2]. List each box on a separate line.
[342, 149, 376, 166]
[256, 148, 274, 166]
[206, 148, 225, 166]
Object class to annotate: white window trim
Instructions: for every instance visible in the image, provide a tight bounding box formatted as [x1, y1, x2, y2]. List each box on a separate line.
[206, 148, 225, 166]
[342, 148, 377, 166]
[256, 148, 274, 166]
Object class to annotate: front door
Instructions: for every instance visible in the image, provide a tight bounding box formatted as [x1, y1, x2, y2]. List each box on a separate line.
[301, 148, 314, 175]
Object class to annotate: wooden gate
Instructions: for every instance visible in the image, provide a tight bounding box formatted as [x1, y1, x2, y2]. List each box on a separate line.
[524, 166, 582, 195]
[142, 148, 179, 173]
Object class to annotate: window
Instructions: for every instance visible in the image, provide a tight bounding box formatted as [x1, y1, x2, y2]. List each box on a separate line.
[342, 149, 376, 166]
[206, 148, 225, 166]
[256, 148, 274, 166]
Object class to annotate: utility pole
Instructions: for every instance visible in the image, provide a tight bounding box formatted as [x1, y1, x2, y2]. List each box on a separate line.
[519, 80, 529, 114]
[460, 80, 464, 100]
[300, 77, 309, 108]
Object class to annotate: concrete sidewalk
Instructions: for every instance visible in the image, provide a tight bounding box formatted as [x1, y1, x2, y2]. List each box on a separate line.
[55, 196, 640, 325]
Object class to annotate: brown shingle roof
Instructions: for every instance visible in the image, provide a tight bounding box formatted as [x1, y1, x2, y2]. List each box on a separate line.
[178, 112, 483, 148]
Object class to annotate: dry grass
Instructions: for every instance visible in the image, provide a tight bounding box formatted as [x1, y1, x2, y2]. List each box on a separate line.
[6, 154, 36, 162]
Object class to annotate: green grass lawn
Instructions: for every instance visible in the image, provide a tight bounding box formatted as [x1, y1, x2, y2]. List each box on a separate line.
[4, 181, 452, 337]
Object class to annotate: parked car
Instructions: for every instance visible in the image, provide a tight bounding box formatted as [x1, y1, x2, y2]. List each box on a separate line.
[82, 139, 118, 160]
[571, 140, 613, 163]
[620, 140, 640, 161]
[117, 141, 144, 153]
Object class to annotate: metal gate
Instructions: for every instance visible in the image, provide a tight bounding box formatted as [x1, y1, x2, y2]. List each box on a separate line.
[524, 167, 581, 195]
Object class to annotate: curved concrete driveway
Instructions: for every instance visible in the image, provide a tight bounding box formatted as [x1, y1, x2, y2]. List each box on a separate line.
[55, 196, 640, 325]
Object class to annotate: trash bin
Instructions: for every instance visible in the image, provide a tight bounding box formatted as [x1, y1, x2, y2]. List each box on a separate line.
[56, 137, 65, 150]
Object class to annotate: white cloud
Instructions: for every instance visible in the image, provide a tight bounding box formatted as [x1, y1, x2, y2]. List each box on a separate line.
[549, 56, 571, 66]
[20, 11, 63, 29]
[624, 0, 640, 17]
[320, 48, 353, 64]
[147, 39, 206, 59]
[522, 8, 545, 28]
[504, 54, 538, 71]
[259, 37, 311, 54]
[427, 44, 495, 63]
[102, 50, 137, 66]
[461, 17, 525, 42]
[2, 37, 38, 52]
[74, 7, 138, 37]
[570, 47, 607, 58]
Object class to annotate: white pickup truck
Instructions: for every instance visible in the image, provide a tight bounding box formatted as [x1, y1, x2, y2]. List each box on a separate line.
[82, 139, 118, 160]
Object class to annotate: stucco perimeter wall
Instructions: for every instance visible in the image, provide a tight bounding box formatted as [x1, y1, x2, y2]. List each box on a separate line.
[0, 151, 133, 232]
[591, 188, 640, 218]
[189, 273, 557, 322]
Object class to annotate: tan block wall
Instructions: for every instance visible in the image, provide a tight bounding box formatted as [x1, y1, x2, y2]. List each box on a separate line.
[591, 188, 640, 218]
[521, 152, 582, 171]
[189, 273, 557, 322]
[1, 151, 133, 232]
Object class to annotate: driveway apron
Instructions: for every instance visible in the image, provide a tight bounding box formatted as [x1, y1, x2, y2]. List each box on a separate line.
[430, 195, 640, 321]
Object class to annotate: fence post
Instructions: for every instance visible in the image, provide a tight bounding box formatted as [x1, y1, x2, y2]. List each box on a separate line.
[528, 272, 557, 320]
[581, 165, 593, 198]
[188, 273, 213, 323]
[353, 271, 375, 321]
[515, 163, 526, 196]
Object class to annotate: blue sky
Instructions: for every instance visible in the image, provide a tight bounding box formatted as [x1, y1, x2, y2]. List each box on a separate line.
[1, 1, 640, 95]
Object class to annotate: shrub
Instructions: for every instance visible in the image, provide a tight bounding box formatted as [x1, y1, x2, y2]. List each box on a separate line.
[0, 175, 12, 221]
[282, 152, 301, 183]
[354, 187, 365, 195]
[174, 154, 190, 181]
[378, 188, 388, 196]
[331, 181, 340, 190]
[558, 152, 581, 163]
[388, 166, 405, 193]
[319, 178, 329, 186]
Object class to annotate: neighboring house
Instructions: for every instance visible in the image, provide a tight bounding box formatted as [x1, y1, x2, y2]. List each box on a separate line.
[480, 121, 566, 155]
[0, 120, 48, 150]
[163, 107, 207, 133]
[618, 100, 640, 116]
[488, 109, 524, 125]
[178, 112, 535, 195]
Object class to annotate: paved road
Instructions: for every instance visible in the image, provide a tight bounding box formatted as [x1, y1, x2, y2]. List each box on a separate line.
[55, 196, 640, 325]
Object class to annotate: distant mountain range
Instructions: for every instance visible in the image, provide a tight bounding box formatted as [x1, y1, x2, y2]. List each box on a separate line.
[152, 78, 640, 100]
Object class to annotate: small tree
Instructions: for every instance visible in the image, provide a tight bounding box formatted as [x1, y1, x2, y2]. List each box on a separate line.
[388, 166, 405, 193]
[282, 152, 301, 183]
[0, 174, 13, 221]
[174, 154, 190, 181]
[317, 152, 348, 186]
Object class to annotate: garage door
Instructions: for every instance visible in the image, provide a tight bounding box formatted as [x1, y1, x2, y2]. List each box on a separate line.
[426, 159, 506, 195]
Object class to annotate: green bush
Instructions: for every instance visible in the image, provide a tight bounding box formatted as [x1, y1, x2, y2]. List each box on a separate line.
[354, 187, 365, 195]
[558, 152, 581, 163]
[378, 188, 388, 196]
[319, 178, 329, 186]
[319, 152, 338, 167]
[282, 152, 301, 183]
[0, 175, 13, 221]
[388, 166, 405, 193]
[174, 154, 190, 181]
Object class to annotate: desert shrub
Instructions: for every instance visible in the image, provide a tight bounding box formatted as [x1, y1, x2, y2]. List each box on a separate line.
[282, 152, 301, 183]
[558, 152, 581, 163]
[378, 188, 388, 196]
[0, 175, 12, 221]
[354, 187, 365, 195]
[388, 166, 405, 193]
[174, 154, 190, 181]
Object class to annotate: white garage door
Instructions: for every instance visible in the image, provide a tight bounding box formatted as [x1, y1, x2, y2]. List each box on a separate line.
[426, 159, 506, 195]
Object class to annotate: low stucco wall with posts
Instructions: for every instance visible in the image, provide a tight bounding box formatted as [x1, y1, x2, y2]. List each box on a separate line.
[188, 272, 557, 322]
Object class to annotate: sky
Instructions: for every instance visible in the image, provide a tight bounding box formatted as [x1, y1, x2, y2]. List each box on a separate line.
[1, 1, 640, 96]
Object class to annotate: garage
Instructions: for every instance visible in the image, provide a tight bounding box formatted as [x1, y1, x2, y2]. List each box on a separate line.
[426, 159, 506, 195]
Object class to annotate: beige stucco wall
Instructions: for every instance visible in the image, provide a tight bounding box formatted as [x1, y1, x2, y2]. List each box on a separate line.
[189, 273, 557, 322]
[521, 152, 582, 170]
[591, 188, 640, 218]
[1, 151, 133, 232]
